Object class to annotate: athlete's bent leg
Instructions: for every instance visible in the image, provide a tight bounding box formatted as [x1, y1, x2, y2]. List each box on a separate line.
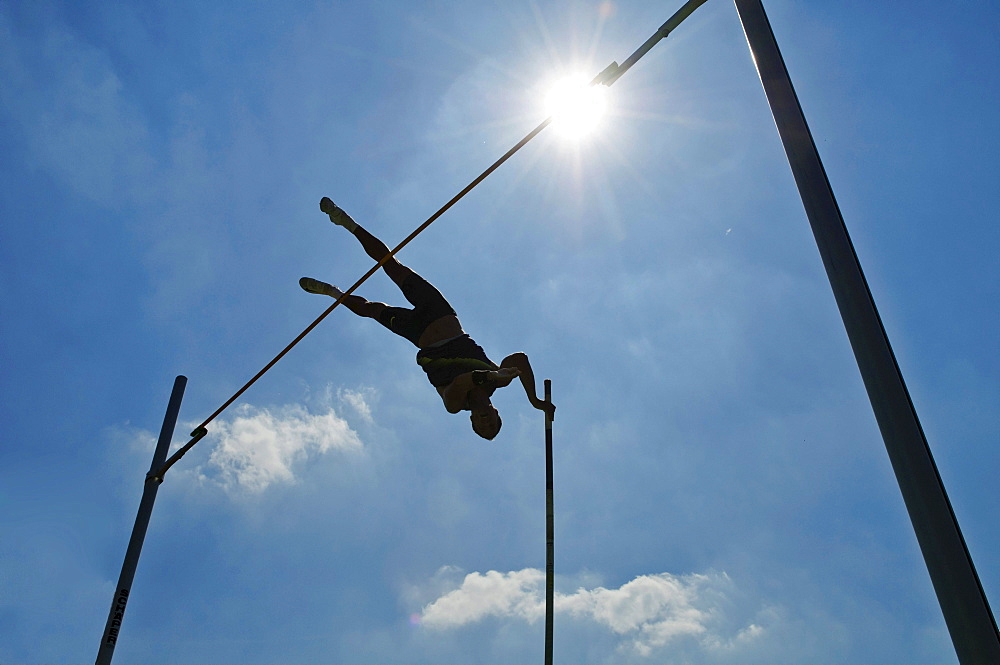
[299, 276, 386, 320]
[339, 293, 386, 320]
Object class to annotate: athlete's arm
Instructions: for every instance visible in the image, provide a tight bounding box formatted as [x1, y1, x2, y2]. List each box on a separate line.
[500, 352, 555, 419]
[438, 372, 493, 413]
[440, 373, 474, 413]
[440, 368, 519, 413]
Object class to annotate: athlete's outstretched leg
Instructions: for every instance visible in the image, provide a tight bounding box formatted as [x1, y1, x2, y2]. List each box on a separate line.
[320, 197, 411, 286]
[298, 277, 386, 320]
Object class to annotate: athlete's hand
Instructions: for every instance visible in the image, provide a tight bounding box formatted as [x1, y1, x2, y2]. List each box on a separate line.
[533, 398, 556, 421]
[493, 367, 520, 387]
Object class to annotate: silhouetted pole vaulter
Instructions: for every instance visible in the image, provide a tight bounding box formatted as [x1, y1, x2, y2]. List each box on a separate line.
[148, 0, 712, 480]
[99, 0, 714, 657]
[300, 199, 554, 438]
[734, 1, 1000, 662]
[96, 376, 196, 665]
[544, 379, 555, 665]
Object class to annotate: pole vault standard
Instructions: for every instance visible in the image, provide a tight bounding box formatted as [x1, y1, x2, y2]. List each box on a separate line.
[733, 1, 1000, 663]
[544, 379, 555, 665]
[95, 376, 201, 665]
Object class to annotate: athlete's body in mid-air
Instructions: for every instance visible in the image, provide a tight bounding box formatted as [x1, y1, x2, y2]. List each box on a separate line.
[300, 197, 554, 440]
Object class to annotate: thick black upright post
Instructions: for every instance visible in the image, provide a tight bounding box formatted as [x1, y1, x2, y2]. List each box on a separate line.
[544, 379, 554, 665]
[96, 375, 187, 665]
[733, 2, 1000, 662]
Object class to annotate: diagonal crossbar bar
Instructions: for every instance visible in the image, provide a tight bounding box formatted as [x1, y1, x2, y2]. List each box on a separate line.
[151, 0, 711, 481]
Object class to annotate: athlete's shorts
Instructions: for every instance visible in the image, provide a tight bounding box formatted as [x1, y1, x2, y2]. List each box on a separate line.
[416, 334, 498, 387]
[376, 267, 456, 346]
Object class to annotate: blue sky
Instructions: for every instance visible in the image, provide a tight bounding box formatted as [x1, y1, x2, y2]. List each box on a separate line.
[1, 0, 997, 663]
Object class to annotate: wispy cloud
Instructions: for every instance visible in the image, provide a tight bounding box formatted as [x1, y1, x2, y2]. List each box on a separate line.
[416, 568, 765, 656]
[336, 387, 376, 424]
[195, 402, 364, 493]
[0, 13, 154, 206]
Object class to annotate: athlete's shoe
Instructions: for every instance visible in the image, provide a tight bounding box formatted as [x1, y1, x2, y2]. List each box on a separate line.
[299, 277, 344, 299]
[319, 197, 358, 232]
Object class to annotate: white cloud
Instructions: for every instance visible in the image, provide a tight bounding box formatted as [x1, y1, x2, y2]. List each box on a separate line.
[421, 569, 547, 627]
[416, 568, 765, 657]
[337, 387, 376, 424]
[559, 573, 716, 654]
[196, 402, 364, 493]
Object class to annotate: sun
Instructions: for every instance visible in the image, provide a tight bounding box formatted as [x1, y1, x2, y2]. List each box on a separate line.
[544, 73, 609, 139]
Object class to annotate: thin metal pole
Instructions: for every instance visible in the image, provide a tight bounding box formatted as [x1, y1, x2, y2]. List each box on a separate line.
[96, 376, 188, 665]
[544, 379, 554, 665]
[733, 2, 1000, 662]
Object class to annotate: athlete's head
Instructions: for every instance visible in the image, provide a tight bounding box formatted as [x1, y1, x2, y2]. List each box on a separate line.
[471, 404, 502, 440]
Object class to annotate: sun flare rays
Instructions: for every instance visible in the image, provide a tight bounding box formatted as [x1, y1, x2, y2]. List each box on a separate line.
[544, 74, 610, 138]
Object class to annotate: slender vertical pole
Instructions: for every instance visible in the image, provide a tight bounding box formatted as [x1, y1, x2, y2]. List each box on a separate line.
[544, 379, 554, 665]
[96, 376, 187, 665]
[733, 2, 1000, 662]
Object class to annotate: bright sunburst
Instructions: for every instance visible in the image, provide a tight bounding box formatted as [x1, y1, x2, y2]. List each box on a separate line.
[544, 74, 609, 139]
